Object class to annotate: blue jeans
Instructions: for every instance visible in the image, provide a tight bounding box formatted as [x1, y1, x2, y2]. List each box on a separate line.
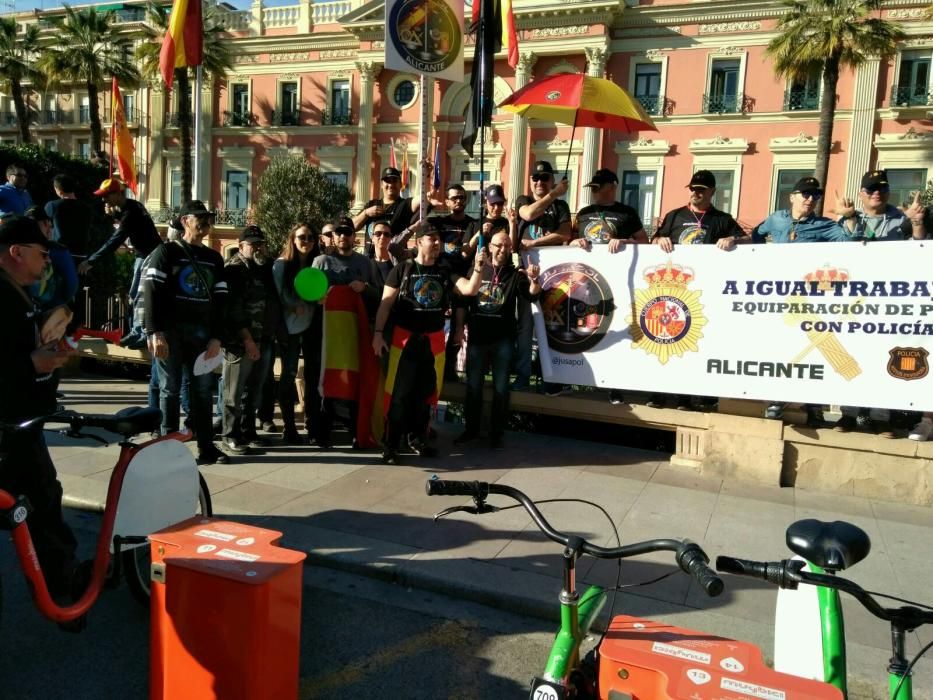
[149, 356, 191, 416]
[127, 256, 145, 334]
[156, 329, 216, 453]
[513, 298, 533, 388]
[465, 337, 513, 438]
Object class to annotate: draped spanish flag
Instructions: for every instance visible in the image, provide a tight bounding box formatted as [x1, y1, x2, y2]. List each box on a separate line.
[470, 0, 518, 69]
[159, 0, 203, 89]
[111, 79, 137, 195]
[320, 285, 382, 448]
[383, 327, 446, 416]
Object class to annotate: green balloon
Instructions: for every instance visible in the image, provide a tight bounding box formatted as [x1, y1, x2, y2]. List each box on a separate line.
[294, 267, 329, 302]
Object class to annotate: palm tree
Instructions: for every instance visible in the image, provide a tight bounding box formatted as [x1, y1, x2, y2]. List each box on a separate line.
[0, 18, 40, 143]
[766, 0, 904, 214]
[136, 2, 233, 203]
[37, 6, 140, 157]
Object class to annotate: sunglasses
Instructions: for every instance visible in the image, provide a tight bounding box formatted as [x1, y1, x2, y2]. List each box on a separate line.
[447, 195, 466, 201]
[295, 234, 315, 242]
[531, 174, 552, 182]
[688, 186, 709, 193]
[18, 244, 50, 260]
[371, 230, 389, 237]
[334, 230, 355, 237]
[863, 185, 889, 194]
[797, 190, 823, 200]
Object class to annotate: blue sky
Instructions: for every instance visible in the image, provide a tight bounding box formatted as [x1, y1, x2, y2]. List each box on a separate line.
[7, 0, 292, 12]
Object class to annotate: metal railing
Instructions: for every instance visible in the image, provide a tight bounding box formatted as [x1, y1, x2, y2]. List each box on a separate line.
[635, 94, 673, 117]
[0, 112, 17, 127]
[271, 109, 301, 126]
[166, 112, 194, 128]
[321, 108, 352, 126]
[701, 92, 750, 114]
[783, 89, 820, 111]
[890, 85, 933, 108]
[78, 105, 91, 123]
[222, 110, 256, 127]
[214, 209, 249, 227]
[38, 109, 72, 125]
[103, 106, 141, 124]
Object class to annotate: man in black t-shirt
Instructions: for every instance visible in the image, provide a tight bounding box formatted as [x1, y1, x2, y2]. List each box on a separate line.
[458, 230, 540, 449]
[652, 170, 747, 410]
[465, 183, 512, 257]
[572, 169, 648, 253]
[515, 161, 571, 392]
[371, 222, 486, 464]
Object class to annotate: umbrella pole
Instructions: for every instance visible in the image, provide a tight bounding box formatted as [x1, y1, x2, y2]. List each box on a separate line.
[563, 110, 578, 190]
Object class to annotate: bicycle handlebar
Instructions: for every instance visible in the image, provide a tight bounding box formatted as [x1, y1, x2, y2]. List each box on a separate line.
[426, 479, 723, 597]
[716, 555, 933, 628]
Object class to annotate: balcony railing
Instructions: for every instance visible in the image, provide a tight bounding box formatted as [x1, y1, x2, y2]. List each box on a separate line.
[890, 85, 933, 108]
[321, 108, 352, 125]
[38, 109, 73, 125]
[701, 92, 750, 115]
[635, 94, 673, 117]
[78, 106, 91, 123]
[222, 110, 256, 127]
[214, 208, 249, 227]
[103, 106, 141, 124]
[0, 112, 17, 127]
[166, 112, 194, 128]
[783, 89, 820, 111]
[271, 109, 300, 126]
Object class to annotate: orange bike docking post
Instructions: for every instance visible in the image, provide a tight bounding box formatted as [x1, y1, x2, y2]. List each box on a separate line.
[149, 517, 307, 700]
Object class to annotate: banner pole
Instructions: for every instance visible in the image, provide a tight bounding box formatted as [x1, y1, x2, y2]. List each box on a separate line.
[193, 64, 203, 201]
[109, 76, 116, 178]
[419, 73, 432, 222]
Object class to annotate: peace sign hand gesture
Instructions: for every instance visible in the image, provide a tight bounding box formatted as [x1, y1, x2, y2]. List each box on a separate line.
[834, 190, 856, 219]
[904, 191, 925, 224]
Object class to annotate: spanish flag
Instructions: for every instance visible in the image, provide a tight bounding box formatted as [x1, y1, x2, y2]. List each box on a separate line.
[470, 0, 518, 69]
[159, 0, 203, 89]
[383, 327, 446, 416]
[111, 79, 137, 195]
[320, 285, 382, 448]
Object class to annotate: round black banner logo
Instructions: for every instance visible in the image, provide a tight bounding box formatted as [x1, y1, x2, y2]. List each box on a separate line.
[388, 0, 461, 75]
[539, 262, 614, 354]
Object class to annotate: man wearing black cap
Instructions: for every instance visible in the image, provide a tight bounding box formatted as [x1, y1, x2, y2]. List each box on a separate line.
[79, 177, 162, 348]
[572, 168, 648, 252]
[352, 165, 443, 253]
[836, 170, 927, 241]
[752, 176, 849, 244]
[514, 160, 571, 392]
[143, 200, 229, 465]
[466, 183, 513, 256]
[371, 221, 486, 464]
[654, 170, 746, 252]
[0, 216, 78, 605]
[220, 225, 276, 455]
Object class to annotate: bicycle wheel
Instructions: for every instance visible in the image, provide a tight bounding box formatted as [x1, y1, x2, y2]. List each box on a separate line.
[123, 472, 213, 606]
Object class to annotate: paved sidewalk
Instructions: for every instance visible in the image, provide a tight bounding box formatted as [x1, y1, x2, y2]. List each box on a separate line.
[52, 375, 933, 696]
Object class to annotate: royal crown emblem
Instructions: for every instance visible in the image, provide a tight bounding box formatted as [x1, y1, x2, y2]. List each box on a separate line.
[803, 265, 850, 292]
[628, 261, 707, 364]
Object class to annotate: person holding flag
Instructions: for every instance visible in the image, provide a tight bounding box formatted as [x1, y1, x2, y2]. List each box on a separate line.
[110, 78, 138, 194]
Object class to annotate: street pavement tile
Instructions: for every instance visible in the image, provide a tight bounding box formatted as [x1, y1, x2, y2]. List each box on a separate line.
[871, 518, 933, 562]
[794, 487, 876, 519]
[497, 465, 586, 500]
[870, 499, 933, 528]
[252, 462, 361, 492]
[554, 470, 648, 522]
[614, 510, 714, 545]
[650, 466, 723, 494]
[634, 480, 720, 515]
[53, 450, 123, 477]
[720, 479, 795, 506]
[882, 555, 933, 606]
[584, 551, 692, 607]
[583, 459, 662, 482]
[198, 472, 245, 495]
[199, 456, 296, 481]
[703, 499, 795, 551]
[58, 473, 107, 504]
[209, 480, 306, 515]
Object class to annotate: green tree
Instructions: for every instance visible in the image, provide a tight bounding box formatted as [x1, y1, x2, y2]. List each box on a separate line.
[254, 156, 352, 255]
[766, 0, 904, 214]
[37, 6, 140, 158]
[0, 18, 41, 144]
[136, 2, 233, 204]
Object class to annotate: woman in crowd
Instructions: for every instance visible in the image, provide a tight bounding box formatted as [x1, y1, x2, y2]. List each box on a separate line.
[273, 223, 324, 445]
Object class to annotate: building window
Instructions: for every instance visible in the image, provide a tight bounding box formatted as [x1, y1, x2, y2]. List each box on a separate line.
[227, 83, 251, 126]
[394, 80, 416, 108]
[79, 96, 91, 124]
[76, 139, 91, 159]
[279, 81, 298, 125]
[325, 79, 350, 125]
[324, 172, 349, 188]
[170, 169, 182, 209]
[704, 59, 741, 113]
[42, 138, 56, 151]
[460, 169, 491, 218]
[892, 50, 931, 107]
[785, 67, 820, 111]
[225, 170, 249, 210]
[123, 93, 136, 122]
[885, 168, 927, 208]
[633, 63, 662, 115]
[772, 168, 812, 211]
[621, 170, 658, 233]
[705, 170, 735, 214]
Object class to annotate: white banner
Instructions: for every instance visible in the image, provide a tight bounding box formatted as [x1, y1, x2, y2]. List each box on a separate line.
[384, 0, 464, 82]
[528, 242, 933, 411]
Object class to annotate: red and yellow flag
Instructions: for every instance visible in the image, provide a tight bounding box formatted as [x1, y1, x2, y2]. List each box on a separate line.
[159, 0, 203, 89]
[111, 79, 137, 194]
[471, 0, 518, 69]
[400, 142, 410, 191]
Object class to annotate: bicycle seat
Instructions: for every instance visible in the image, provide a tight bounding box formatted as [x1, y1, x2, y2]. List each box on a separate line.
[80, 407, 162, 437]
[785, 518, 870, 572]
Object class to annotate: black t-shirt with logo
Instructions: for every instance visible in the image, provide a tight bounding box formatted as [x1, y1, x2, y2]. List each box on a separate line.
[433, 214, 478, 274]
[362, 197, 416, 238]
[385, 259, 461, 334]
[575, 202, 643, 244]
[515, 195, 571, 243]
[655, 205, 744, 245]
[468, 263, 536, 344]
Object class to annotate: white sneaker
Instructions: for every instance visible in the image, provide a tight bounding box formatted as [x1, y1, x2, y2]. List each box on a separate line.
[908, 419, 932, 441]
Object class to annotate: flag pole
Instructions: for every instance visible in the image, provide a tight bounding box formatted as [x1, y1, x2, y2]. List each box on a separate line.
[477, 0, 486, 245]
[419, 74, 432, 222]
[193, 64, 203, 201]
[109, 77, 116, 178]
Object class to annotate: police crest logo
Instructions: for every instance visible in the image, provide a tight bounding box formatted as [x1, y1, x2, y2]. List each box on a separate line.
[539, 262, 614, 354]
[628, 262, 708, 364]
[887, 347, 929, 381]
[388, 0, 462, 75]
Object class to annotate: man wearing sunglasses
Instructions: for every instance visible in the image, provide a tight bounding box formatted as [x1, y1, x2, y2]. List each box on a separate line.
[655, 170, 746, 252]
[836, 170, 927, 241]
[0, 216, 79, 611]
[143, 200, 229, 465]
[751, 177, 849, 244]
[0, 163, 34, 217]
[80, 177, 162, 349]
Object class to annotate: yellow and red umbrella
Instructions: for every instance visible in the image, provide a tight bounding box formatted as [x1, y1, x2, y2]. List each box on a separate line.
[499, 72, 657, 131]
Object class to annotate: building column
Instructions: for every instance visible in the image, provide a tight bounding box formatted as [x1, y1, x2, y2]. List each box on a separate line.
[843, 56, 881, 199]
[353, 61, 382, 211]
[146, 83, 166, 211]
[199, 77, 215, 206]
[579, 46, 608, 208]
[507, 51, 536, 203]
[249, 0, 264, 36]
